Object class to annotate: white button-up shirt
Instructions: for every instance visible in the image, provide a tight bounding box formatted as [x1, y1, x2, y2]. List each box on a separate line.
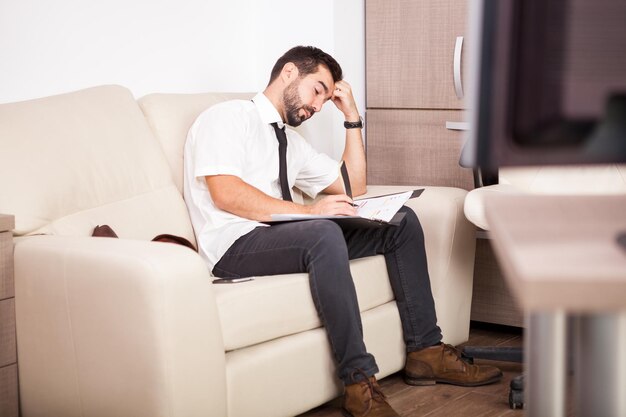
[184, 92, 339, 271]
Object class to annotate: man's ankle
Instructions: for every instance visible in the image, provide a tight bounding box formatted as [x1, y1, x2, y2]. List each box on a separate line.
[343, 373, 400, 417]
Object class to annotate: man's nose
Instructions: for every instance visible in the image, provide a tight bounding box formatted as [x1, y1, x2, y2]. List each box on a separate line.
[312, 97, 324, 112]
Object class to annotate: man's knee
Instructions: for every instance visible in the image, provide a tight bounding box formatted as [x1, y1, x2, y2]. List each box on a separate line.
[301, 220, 350, 264]
[398, 207, 425, 240]
[307, 220, 346, 246]
[399, 206, 420, 227]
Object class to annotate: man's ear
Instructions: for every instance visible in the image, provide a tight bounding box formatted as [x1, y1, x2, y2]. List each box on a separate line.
[280, 62, 299, 84]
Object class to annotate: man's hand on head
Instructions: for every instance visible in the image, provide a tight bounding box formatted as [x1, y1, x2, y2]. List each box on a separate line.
[332, 80, 360, 122]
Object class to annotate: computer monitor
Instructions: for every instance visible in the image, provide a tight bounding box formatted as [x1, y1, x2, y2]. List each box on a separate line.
[463, 0, 626, 170]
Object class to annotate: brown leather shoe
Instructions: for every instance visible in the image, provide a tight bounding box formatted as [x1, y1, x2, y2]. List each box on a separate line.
[404, 343, 502, 387]
[343, 375, 400, 417]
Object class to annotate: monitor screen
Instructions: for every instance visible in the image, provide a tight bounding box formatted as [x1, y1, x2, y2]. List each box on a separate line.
[464, 0, 626, 169]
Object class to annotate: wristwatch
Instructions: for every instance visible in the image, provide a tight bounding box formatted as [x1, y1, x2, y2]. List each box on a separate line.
[344, 116, 363, 129]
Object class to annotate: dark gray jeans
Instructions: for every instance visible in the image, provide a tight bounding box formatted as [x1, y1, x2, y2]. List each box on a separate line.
[212, 206, 442, 385]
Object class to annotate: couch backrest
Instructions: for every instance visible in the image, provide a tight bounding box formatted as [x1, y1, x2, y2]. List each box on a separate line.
[0, 85, 195, 242]
[139, 91, 310, 206]
[138, 92, 254, 193]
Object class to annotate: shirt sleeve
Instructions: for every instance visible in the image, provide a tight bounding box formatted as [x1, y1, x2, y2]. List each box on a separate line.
[191, 103, 247, 180]
[291, 132, 340, 198]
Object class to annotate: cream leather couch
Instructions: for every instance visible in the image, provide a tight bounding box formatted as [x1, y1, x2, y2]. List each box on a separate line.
[0, 85, 476, 417]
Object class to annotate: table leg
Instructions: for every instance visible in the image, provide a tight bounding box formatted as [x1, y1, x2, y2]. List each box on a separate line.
[575, 312, 626, 417]
[526, 311, 566, 417]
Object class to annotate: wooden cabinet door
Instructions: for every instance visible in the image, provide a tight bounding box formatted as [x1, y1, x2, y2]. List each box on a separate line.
[366, 109, 474, 190]
[366, 0, 468, 109]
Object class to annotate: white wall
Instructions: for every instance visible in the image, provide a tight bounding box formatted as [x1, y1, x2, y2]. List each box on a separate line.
[0, 0, 365, 159]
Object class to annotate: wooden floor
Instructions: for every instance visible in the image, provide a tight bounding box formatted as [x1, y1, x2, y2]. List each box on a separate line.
[298, 322, 525, 417]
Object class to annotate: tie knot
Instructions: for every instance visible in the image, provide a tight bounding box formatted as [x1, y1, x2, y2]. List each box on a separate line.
[271, 122, 287, 145]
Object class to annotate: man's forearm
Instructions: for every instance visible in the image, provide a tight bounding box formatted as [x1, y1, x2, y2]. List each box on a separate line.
[332, 80, 367, 196]
[206, 175, 358, 221]
[206, 175, 308, 222]
[341, 125, 367, 196]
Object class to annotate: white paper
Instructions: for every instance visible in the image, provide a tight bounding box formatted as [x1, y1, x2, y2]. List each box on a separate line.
[354, 191, 413, 222]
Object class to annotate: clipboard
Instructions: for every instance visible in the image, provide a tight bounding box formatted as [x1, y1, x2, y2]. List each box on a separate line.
[265, 211, 407, 228]
[265, 189, 423, 228]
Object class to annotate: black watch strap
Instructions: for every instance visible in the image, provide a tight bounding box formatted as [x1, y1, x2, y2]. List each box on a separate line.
[344, 117, 363, 129]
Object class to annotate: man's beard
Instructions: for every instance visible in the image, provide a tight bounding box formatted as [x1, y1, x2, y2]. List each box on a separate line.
[283, 79, 315, 127]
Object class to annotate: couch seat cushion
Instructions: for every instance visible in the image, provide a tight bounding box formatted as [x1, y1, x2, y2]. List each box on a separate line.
[213, 255, 393, 351]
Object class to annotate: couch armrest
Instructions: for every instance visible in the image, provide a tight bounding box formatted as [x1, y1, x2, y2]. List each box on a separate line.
[14, 235, 225, 417]
[359, 185, 476, 345]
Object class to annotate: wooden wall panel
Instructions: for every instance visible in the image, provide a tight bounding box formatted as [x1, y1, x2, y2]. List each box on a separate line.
[366, 109, 473, 189]
[0, 231, 13, 300]
[0, 364, 19, 417]
[470, 239, 524, 328]
[366, 0, 468, 109]
[0, 215, 17, 417]
[0, 299, 16, 367]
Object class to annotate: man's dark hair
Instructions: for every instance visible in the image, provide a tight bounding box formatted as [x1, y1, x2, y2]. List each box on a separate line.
[268, 46, 343, 86]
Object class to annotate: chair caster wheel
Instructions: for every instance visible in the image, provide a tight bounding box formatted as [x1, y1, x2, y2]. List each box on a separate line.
[509, 375, 524, 409]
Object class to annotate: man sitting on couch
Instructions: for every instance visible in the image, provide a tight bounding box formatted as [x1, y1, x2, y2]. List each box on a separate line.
[183, 45, 501, 417]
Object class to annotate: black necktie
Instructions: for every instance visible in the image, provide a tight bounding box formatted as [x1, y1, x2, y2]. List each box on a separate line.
[271, 122, 292, 202]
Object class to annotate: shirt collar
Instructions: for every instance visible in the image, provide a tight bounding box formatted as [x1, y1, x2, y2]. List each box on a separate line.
[252, 92, 285, 128]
